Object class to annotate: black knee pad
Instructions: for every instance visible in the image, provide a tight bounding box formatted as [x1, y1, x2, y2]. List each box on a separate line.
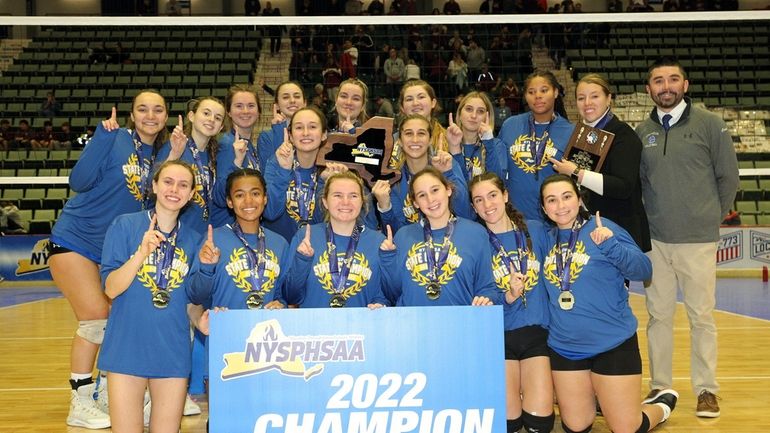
[561, 421, 592, 433]
[507, 416, 523, 433]
[522, 411, 555, 433]
[635, 413, 651, 433]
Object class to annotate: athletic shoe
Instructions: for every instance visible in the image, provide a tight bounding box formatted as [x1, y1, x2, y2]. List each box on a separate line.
[645, 388, 679, 423]
[184, 393, 202, 416]
[93, 375, 109, 414]
[696, 390, 721, 418]
[67, 383, 111, 429]
[642, 388, 662, 404]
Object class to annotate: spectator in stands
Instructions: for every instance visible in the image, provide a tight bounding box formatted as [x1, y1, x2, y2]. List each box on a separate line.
[136, 0, 156, 15]
[466, 40, 486, 80]
[345, 0, 363, 14]
[311, 83, 330, 114]
[608, 0, 623, 10]
[402, 0, 418, 14]
[494, 97, 511, 133]
[323, 57, 343, 103]
[340, 40, 358, 79]
[297, 0, 314, 14]
[662, 0, 679, 10]
[53, 121, 76, 150]
[367, 0, 385, 14]
[516, 27, 533, 82]
[165, 0, 182, 15]
[375, 95, 395, 117]
[13, 120, 32, 149]
[447, 30, 465, 53]
[351, 26, 374, 76]
[40, 91, 62, 118]
[405, 59, 420, 81]
[31, 120, 56, 150]
[425, 51, 447, 94]
[0, 119, 11, 151]
[384, 48, 406, 99]
[267, 7, 284, 56]
[373, 43, 390, 83]
[636, 57, 738, 420]
[443, 0, 462, 14]
[476, 63, 499, 94]
[244, 0, 261, 15]
[447, 51, 469, 92]
[0, 200, 26, 234]
[487, 36, 504, 77]
[111, 42, 130, 64]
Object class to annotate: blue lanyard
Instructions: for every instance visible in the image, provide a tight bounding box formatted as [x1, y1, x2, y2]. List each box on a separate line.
[186, 139, 213, 220]
[325, 224, 362, 294]
[152, 210, 180, 290]
[527, 114, 554, 180]
[422, 216, 456, 282]
[131, 130, 154, 209]
[292, 162, 317, 223]
[487, 225, 528, 276]
[229, 223, 267, 295]
[554, 218, 583, 293]
[233, 129, 260, 170]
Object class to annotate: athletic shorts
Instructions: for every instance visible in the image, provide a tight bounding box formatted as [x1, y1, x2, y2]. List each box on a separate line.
[549, 333, 642, 375]
[504, 325, 549, 361]
[47, 241, 73, 256]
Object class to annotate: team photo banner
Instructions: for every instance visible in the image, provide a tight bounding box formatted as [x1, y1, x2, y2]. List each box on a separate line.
[209, 306, 505, 433]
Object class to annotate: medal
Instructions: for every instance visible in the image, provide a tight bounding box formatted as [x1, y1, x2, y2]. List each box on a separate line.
[558, 290, 575, 310]
[487, 223, 530, 308]
[187, 139, 214, 221]
[246, 293, 264, 309]
[426, 282, 441, 300]
[293, 162, 317, 224]
[329, 294, 347, 308]
[152, 289, 170, 309]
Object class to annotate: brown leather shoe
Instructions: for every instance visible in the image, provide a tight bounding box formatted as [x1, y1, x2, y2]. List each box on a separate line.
[696, 390, 721, 418]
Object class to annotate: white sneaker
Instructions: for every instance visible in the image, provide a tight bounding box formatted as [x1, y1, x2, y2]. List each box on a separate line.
[184, 393, 202, 416]
[66, 383, 111, 429]
[94, 375, 109, 414]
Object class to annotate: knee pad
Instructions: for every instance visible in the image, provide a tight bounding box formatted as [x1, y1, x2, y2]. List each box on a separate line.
[76, 319, 107, 344]
[561, 421, 592, 433]
[635, 413, 651, 433]
[523, 411, 555, 433]
[507, 416, 523, 433]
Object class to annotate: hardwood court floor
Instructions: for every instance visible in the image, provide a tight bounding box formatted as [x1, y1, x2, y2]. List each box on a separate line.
[0, 291, 768, 432]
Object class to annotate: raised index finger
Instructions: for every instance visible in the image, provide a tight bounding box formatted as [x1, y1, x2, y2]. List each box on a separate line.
[304, 224, 311, 241]
[595, 211, 602, 228]
[207, 224, 214, 243]
[178, 114, 183, 127]
[448, 112, 454, 126]
[386, 224, 393, 242]
[110, 106, 117, 121]
[149, 212, 157, 230]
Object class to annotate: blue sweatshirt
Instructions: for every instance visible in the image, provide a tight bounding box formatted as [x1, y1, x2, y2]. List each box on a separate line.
[189, 224, 289, 309]
[497, 113, 574, 221]
[452, 138, 507, 182]
[380, 217, 503, 306]
[98, 211, 203, 378]
[541, 216, 651, 360]
[51, 125, 163, 262]
[286, 223, 389, 307]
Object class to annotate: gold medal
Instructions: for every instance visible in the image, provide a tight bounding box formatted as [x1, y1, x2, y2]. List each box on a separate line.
[329, 294, 347, 308]
[246, 293, 264, 309]
[426, 282, 441, 300]
[152, 289, 170, 309]
[558, 290, 575, 310]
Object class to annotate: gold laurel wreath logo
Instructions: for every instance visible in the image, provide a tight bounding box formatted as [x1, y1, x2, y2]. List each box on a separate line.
[137, 247, 187, 293]
[493, 250, 540, 293]
[544, 242, 586, 286]
[407, 242, 458, 287]
[286, 179, 316, 222]
[229, 248, 278, 294]
[318, 252, 370, 298]
[402, 196, 419, 223]
[124, 154, 143, 201]
[510, 134, 552, 174]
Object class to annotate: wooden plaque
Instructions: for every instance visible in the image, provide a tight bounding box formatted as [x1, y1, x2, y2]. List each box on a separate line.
[564, 124, 615, 172]
[316, 116, 401, 187]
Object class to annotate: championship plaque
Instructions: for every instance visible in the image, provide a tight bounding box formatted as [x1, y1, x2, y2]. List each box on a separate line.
[317, 116, 401, 187]
[563, 125, 615, 172]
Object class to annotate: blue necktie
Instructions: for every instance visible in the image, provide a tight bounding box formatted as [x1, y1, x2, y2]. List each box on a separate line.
[662, 114, 672, 132]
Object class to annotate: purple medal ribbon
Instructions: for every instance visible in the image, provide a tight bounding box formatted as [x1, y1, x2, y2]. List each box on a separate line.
[233, 129, 260, 170]
[527, 114, 554, 180]
[152, 211, 180, 290]
[326, 224, 362, 295]
[554, 218, 583, 294]
[186, 139, 213, 220]
[230, 223, 267, 296]
[422, 216, 456, 283]
[131, 130, 154, 209]
[487, 225, 528, 277]
[292, 161, 317, 223]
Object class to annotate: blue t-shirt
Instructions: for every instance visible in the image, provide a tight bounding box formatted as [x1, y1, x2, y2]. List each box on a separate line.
[497, 113, 574, 221]
[189, 224, 289, 309]
[541, 216, 651, 360]
[286, 223, 389, 308]
[380, 217, 503, 306]
[98, 211, 203, 378]
[51, 125, 164, 262]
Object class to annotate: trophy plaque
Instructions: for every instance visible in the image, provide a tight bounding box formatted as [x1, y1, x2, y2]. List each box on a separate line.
[317, 116, 401, 187]
[563, 125, 615, 172]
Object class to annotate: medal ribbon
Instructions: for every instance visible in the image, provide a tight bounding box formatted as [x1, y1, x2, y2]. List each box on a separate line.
[130, 130, 154, 209]
[486, 224, 528, 277]
[527, 114, 554, 179]
[593, 109, 614, 131]
[152, 211, 180, 290]
[326, 224, 362, 294]
[462, 140, 486, 182]
[229, 223, 267, 294]
[234, 129, 260, 170]
[422, 216, 456, 283]
[554, 218, 583, 293]
[187, 139, 213, 220]
[292, 161, 317, 222]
